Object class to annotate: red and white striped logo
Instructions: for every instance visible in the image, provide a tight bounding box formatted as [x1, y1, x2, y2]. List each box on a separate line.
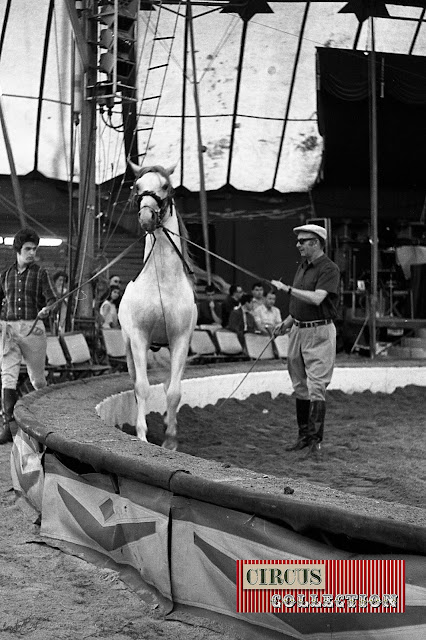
[236, 560, 405, 613]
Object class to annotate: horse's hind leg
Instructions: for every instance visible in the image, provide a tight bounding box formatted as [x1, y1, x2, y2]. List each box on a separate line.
[162, 339, 188, 451]
[128, 336, 150, 442]
[122, 330, 136, 382]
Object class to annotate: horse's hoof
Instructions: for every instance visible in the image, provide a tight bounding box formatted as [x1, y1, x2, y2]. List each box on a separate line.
[135, 433, 148, 443]
[162, 436, 178, 451]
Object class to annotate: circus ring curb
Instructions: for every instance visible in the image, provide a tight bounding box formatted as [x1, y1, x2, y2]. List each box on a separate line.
[12, 363, 426, 639]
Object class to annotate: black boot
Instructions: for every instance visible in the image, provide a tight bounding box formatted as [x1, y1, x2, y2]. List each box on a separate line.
[285, 399, 311, 451]
[0, 388, 19, 445]
[305, 400, 326, 459]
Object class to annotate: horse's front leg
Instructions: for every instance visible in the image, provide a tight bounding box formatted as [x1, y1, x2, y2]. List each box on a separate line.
[129, 337, 150, 442]
[162, 338, 190, 451]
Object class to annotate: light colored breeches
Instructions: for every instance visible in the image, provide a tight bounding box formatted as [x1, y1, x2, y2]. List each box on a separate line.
[287, 323, 336, 402]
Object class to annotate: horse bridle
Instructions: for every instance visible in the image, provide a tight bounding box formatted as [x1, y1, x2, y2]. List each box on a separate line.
[135, 189, 172, 228]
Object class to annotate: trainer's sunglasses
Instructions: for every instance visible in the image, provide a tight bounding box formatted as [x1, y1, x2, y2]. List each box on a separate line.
[296, 237, 317, 245]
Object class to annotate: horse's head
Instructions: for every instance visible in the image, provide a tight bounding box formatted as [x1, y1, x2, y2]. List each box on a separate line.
[130, 163, 175, 233]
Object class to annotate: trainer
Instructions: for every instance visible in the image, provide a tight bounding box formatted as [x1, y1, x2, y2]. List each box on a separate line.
[271, 224, 340, 459]
[0, 227, 57, 444]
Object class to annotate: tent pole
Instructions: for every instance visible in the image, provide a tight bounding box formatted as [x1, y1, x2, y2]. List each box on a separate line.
[187, 1, 212, 284]
[0, 85, 27, 229]
[368, 17, 378, 359]
[226, 20, 247, 186]
[75, 1, 97, 319]
[67, 38, 77, 332]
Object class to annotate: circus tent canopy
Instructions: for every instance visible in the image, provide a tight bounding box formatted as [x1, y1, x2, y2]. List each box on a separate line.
[1, 1, 426, 196]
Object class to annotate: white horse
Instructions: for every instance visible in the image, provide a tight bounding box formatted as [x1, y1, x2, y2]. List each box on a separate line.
[118, 164, 197, 450]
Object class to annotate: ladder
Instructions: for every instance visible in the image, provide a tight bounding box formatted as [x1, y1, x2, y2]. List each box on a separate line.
[134, 3, 181, 163]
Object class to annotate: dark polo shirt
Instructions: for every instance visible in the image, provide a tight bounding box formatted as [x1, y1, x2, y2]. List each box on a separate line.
[289, 254, 340, 322]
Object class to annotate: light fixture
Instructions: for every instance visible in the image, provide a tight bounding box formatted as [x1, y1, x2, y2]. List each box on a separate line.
[3, 237, 63, 247]
[39, 238, 63, 247]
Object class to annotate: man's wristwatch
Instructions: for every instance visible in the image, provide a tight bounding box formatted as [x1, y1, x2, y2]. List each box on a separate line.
[288, 287, 292, 296]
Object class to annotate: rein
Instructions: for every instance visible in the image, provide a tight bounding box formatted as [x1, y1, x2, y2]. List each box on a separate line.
[135, 199, 193, 277]
[26, 235, 146, 337]
[134, 228, 193, 279]
[161, 227, 274, 286]
[161, 226, 194, 276]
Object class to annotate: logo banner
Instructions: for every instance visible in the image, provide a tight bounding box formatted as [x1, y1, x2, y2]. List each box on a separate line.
[237, 560, 405, 613]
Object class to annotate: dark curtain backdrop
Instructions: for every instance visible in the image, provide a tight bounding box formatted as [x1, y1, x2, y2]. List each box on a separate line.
[214, 218, 303, 318]
[316, 48, 426, 188]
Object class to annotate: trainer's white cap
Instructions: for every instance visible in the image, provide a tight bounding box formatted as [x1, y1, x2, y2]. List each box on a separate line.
[293, 223, 327, 241]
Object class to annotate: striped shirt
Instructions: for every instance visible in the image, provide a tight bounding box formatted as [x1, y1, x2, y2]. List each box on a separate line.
[0, 262, 57, 321]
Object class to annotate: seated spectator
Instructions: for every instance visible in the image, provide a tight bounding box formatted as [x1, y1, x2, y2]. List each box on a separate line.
[226, 293, 259, 347]
[98, 274, 122, 307]
[251, 281, 266, 311]
[52, 270, 69, 334]
[221, 284, 243, 328]
[109, 274, 121, 288]
[100, 285, 121, 328]
[53, 270, 68, 296]
[197, 284, 222, 331]
[254, 290, 282, 335]
[109, 275, 121, 293]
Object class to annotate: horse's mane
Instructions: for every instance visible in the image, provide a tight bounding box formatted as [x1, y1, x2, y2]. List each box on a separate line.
[134, 164, 196, 286]
[137, 165, 174, 194]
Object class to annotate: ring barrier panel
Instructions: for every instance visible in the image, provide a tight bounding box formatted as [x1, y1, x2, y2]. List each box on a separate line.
[12, 367, 426, 639]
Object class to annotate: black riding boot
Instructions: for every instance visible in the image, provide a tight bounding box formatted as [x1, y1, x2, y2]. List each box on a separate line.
[0, 388, 19, 445]
[305, 400, 326, 459]
[285, 398, 311, 451]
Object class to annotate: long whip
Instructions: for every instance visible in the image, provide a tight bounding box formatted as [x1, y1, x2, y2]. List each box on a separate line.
[216, 331, 286, 409]
[26, 236, 146, 337]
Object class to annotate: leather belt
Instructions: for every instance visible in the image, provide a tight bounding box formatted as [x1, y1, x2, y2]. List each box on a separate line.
[294, 318, 333, 329]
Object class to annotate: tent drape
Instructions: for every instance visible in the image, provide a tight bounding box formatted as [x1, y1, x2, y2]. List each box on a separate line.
[316, 48, 426, 187]
[318, 48, 426, 103]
